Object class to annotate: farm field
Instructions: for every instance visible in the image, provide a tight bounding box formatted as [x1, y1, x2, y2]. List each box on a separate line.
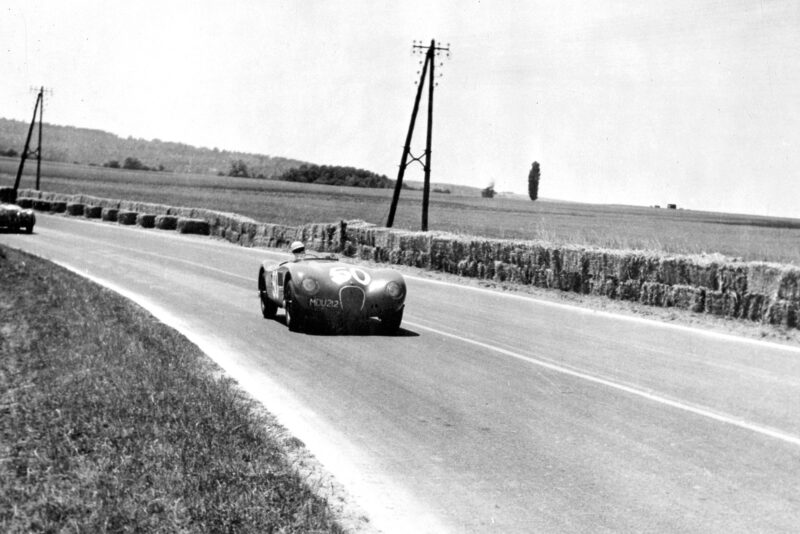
[4, 157, 800, 264]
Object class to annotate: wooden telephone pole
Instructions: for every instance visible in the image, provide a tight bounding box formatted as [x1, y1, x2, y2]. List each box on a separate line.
[13, 87, 49, 197]
[386, 39, 450, 231]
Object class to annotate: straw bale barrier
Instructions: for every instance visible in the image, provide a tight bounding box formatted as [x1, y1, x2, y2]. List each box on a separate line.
[137, 213, 156, 228]
[65, 203, 84, 216]
[32, 200, 52, 212]
[119, 200, 171, 215]
[84, 205, 103, 219]
[155, 214, 178, 230]
[101, 208, 119, 222]
[117, 211, 138, 225]
[177, 218, 210, 235]
[17, 198, 33, 209]
[15, 188, 800, 328]
[51, 201, 67, 213]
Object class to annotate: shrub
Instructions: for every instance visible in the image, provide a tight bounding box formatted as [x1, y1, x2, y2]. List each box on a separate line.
[32, 200, 52, 211]
[155, 215, 178, 230]
[136, 213, 156, 228]
[17, 198, 33, 209]
[66, 203, 84, 216]
[177, 218, 211, 235]
[51, 201, 67, 213]
[117, 211, 138, 225]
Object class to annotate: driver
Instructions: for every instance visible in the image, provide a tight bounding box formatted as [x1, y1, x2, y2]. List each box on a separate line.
[290, 241, 306, 261]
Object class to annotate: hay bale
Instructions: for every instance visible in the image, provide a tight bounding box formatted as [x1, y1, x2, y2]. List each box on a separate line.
[32, 200, 52, 211]
[17, 198, 34, 209]
[137, 213, 156, 228]
[155, 214, 178, 230]
[117, 211, 138, 225]
[777, 267, 800, 300]
[666, 285, 705, 312]
[101, 208, 118, 222]
[705, 290, 740, 318]
[66, 203, 85, 216]
[51, 201, 67, 213]
[84, 206, 102, 219]
[176, 218, 210, 235]
[747, 263, 783, 297]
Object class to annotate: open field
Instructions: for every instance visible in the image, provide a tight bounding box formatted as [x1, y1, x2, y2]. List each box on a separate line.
[4, 157, 800, 264]
[0, 245, 346, 533]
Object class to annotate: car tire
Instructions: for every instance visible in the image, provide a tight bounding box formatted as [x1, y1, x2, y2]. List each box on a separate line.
[284, 282, 304, 332]
[258, 271, 278, 319]
[380, 307, 404, 334]
[23, 224, 33, 234]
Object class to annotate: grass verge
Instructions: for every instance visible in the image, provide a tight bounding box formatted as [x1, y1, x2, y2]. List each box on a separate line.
[0, 245, 347, 533]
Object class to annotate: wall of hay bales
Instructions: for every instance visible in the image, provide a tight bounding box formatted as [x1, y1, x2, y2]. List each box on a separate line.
[15, 188, 800, 329]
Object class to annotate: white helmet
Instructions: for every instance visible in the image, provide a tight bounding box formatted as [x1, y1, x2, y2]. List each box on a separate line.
[290, 241, 305, 254]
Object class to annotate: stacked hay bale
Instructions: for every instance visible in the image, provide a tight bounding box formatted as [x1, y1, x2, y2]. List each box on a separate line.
[155, 215, 178, 230]
[176, 218, 210, 235]
[101, 208, 119, 221]
[84, 205, 103, 219]
[15, 188, 800, 328]
[117, 211, 138, 225]
[32, 200, 52, 212]
[65, 203, 84, 216]
[136, 214, 156, 228]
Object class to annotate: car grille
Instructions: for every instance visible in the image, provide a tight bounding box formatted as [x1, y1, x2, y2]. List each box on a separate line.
[339, 286, 365, 314]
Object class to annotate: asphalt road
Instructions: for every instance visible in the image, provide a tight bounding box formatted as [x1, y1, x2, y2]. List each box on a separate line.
[3, 214, 800, 533]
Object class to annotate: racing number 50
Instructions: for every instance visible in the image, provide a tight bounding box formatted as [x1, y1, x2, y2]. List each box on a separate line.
[330, 266, 372, 286]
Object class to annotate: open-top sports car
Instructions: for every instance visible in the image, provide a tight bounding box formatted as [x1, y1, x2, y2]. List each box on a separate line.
[0, 203, 35, 233]
[258, 242, 406, 333]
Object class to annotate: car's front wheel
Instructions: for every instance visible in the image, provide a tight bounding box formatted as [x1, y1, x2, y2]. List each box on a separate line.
[258, 270, 278, 319]
[284, 282, 305, 332]
[380, 307, 404, 334]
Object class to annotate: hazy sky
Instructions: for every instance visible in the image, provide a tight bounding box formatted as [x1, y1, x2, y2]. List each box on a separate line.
[3, 0, 799, 217]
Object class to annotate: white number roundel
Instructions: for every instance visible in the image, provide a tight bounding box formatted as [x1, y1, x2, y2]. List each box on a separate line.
[329, 266, 371, 286]
[351, 268, 371, 285]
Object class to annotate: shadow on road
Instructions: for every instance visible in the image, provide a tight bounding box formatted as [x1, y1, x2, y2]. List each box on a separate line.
[274, 314, 419, 337]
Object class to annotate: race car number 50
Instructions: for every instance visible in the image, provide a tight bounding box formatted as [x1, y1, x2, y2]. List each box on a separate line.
[330, 266, 372, 286]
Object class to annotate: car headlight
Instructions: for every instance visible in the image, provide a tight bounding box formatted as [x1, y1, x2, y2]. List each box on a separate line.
[384, 281, 404, 299]
[301, 277, 319, 295]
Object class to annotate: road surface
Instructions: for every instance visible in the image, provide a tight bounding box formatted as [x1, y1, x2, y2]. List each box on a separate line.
[3, 214, 800, 533]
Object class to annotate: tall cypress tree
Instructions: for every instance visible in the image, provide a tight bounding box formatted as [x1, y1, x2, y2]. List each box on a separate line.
[528, 161, 540, 201]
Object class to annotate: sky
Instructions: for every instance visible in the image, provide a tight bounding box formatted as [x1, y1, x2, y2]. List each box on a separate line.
[2, 0, 799, 217]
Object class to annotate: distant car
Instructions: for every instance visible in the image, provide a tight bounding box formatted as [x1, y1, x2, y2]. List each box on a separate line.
[258, 250, 406, 333]
[0, 203, 35, 233]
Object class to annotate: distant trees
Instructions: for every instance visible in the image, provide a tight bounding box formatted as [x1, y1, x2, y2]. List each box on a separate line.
[528, 161, 540, 201]
[123, 157, 146, 170]
[481, 182, 496, 198]
[275, 164, 393, 189]
[0, 148, 18, 157]
[102, 157, 164, 171]
[228, 159, 250, 178]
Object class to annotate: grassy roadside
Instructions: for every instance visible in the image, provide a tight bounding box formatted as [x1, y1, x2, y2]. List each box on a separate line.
[0, 245, 348, 533]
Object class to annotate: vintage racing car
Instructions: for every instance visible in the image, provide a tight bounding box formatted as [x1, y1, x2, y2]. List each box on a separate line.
[258, 242, 406, 333]
[0, 203, 35, 233]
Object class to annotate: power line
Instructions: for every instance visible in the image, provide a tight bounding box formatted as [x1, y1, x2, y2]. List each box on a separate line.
[14, 86, 51, 195]
[386, 39, 451, 231]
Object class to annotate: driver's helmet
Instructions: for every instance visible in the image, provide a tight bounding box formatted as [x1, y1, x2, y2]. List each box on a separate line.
[290, 241, 305, 254]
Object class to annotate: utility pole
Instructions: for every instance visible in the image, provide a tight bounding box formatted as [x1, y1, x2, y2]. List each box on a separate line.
[14, 87, 49, 196]
[386, 39, 450, 231]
